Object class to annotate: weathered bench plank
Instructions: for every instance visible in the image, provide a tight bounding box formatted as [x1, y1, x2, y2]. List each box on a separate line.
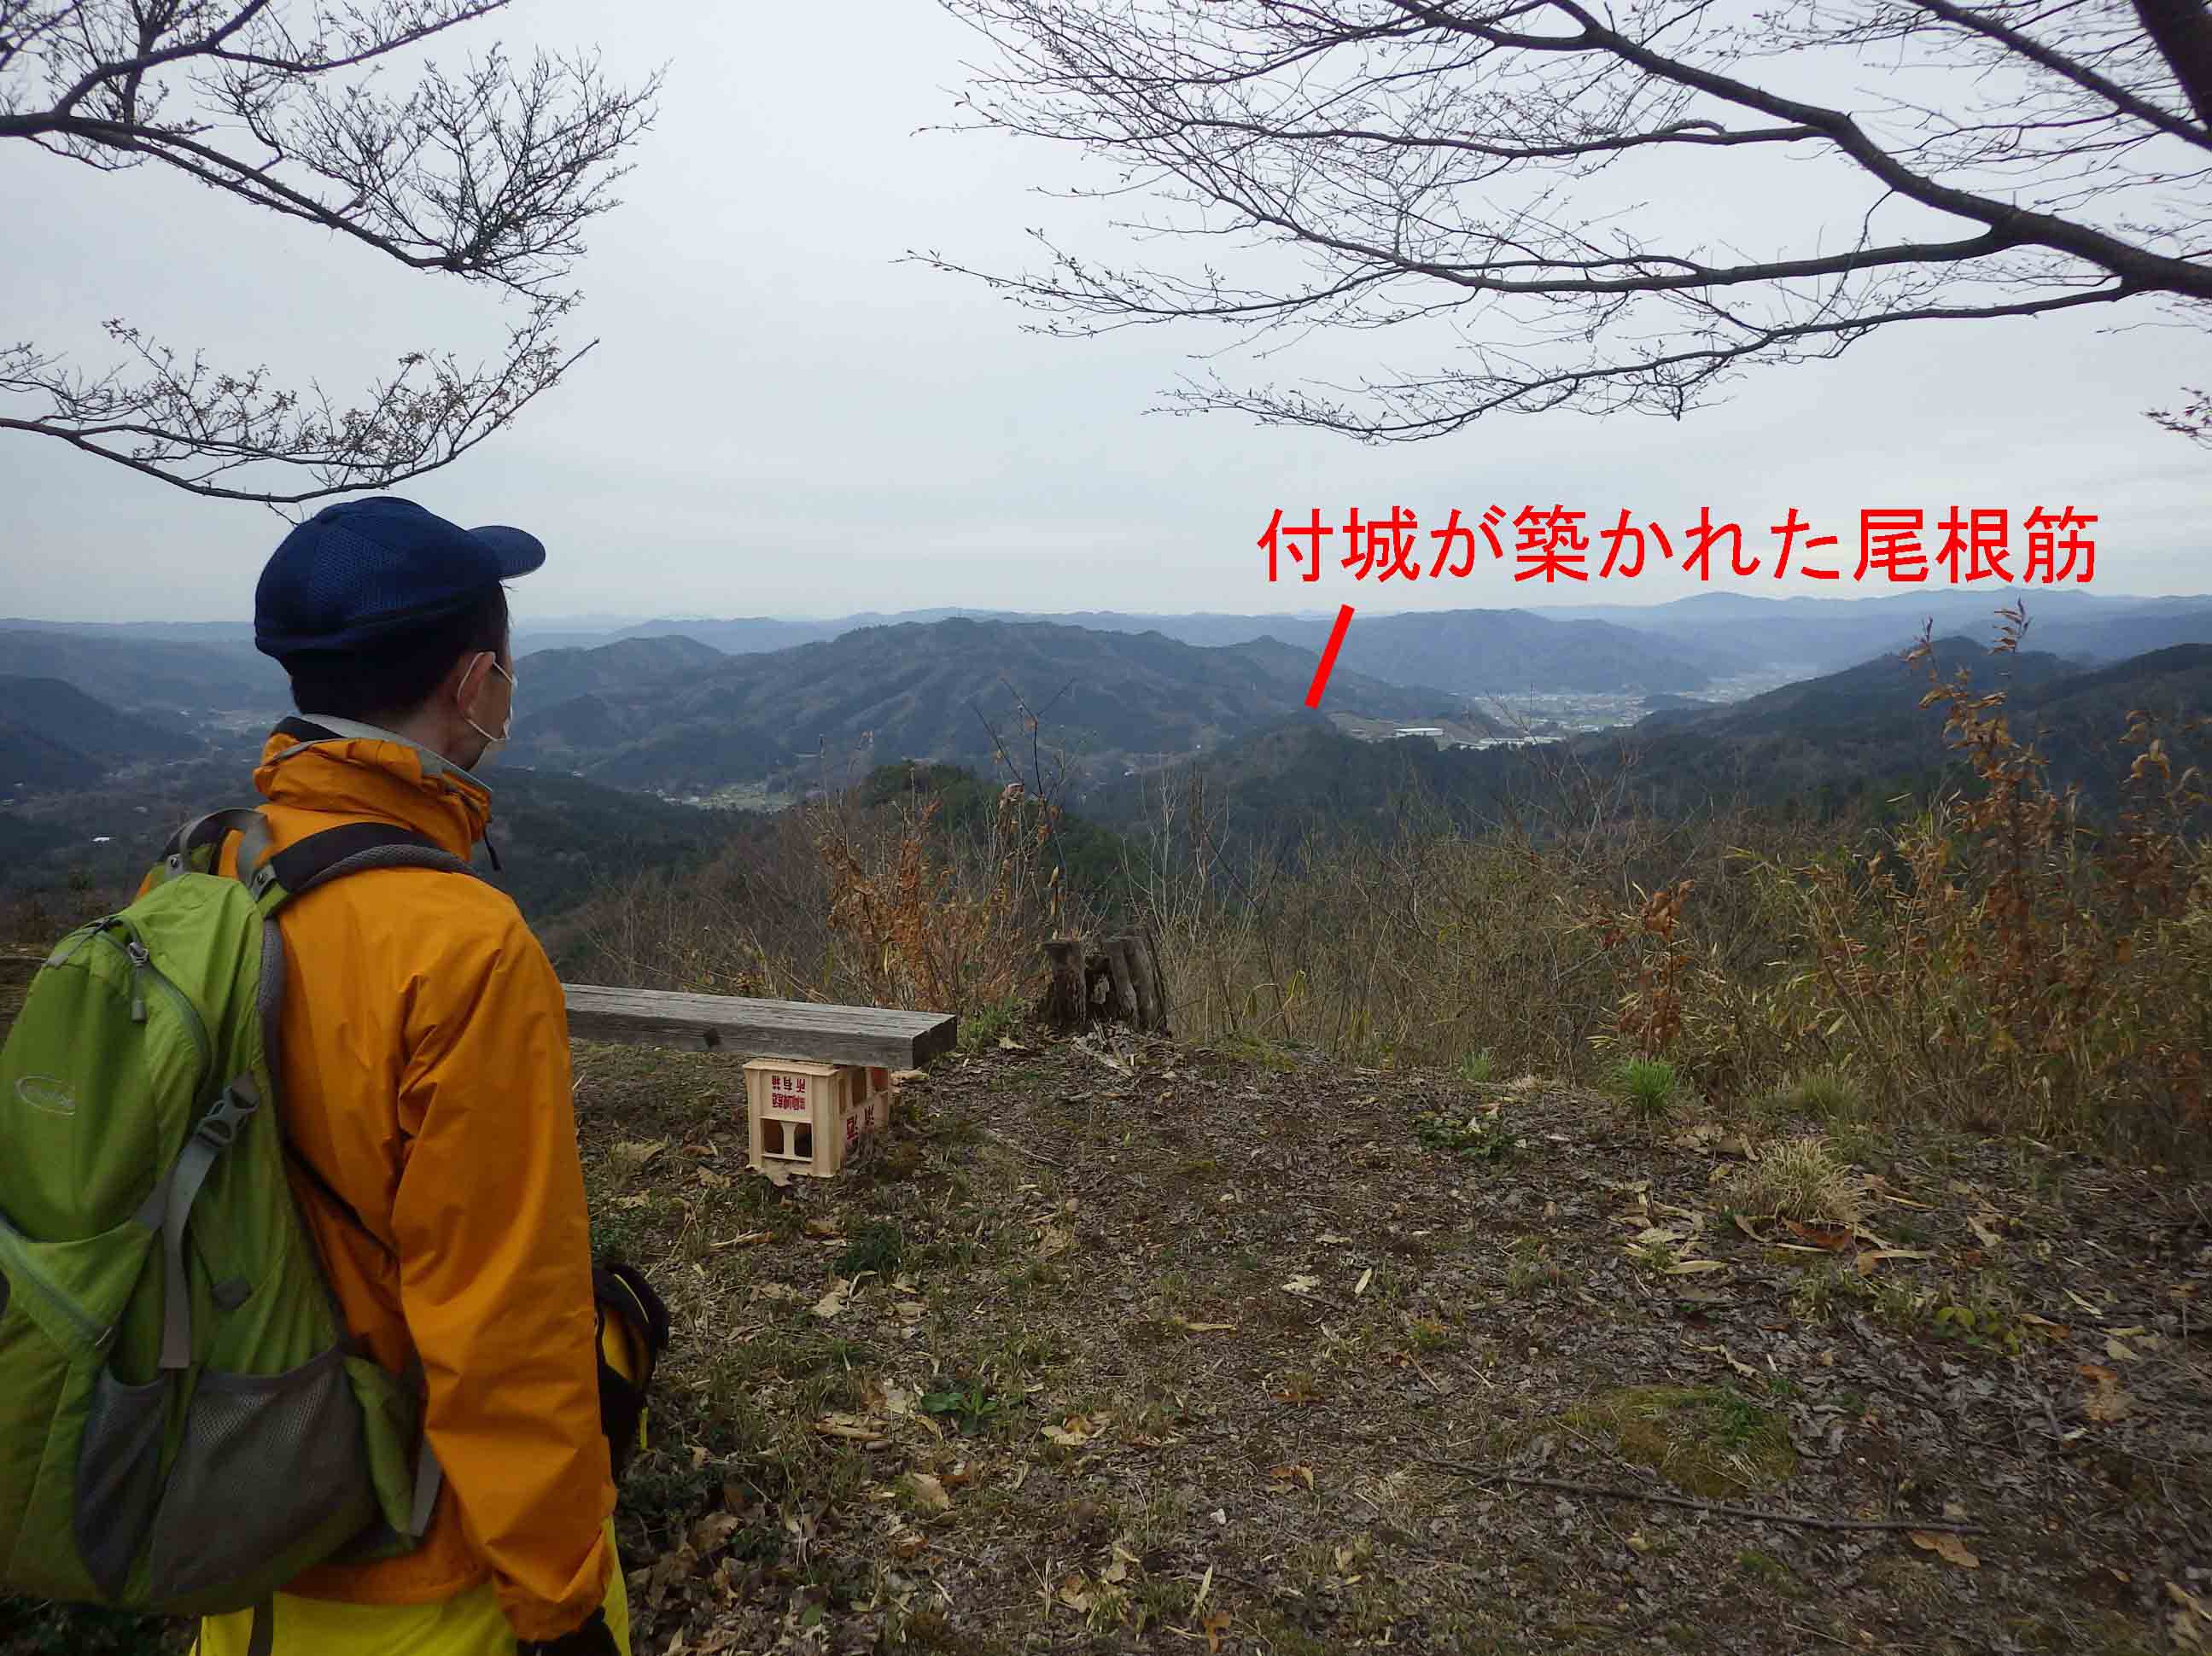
[562, 983, 957, 1070]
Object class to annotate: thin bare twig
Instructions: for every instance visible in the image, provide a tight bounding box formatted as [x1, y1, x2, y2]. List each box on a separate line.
[1416, 1460, 1991, 1535]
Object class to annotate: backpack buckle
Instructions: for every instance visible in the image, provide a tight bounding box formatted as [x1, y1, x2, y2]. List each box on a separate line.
[194, 1081, 261, 1149]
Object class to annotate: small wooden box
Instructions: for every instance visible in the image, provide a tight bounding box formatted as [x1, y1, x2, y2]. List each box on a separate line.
[744, 1059, 890, 1180]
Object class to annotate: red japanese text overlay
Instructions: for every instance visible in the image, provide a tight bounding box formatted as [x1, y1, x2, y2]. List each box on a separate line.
[1257, 506, 2097, 586]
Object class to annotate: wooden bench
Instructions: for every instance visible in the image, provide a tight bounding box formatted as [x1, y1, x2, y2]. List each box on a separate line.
[2, 954, 957, 1072]
[560, 983, 957, 1070]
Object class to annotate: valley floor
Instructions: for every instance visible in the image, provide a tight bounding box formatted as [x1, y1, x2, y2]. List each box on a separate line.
[577, 1035, 2212, 1656]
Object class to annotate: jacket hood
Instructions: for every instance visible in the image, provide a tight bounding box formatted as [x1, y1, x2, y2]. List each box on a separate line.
[254, 718, 493, 859]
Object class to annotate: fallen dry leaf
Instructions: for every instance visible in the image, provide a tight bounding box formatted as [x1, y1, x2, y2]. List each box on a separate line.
[1785, 1219, 1854, 1252]
[905, 1472, 951, 1514]
[803, 1217, 843, 1239]
[1911, 1531, 1981, 1568]
[1353, 1268, 1374, 1297]
[1854, 1247, 1932, 1276]
[812, 1280, 851, 1319]
[1057, 1573, 1094, 1612]
[1201, 1610, 1233, 1652]
[1968, 1211, 2005, 1250]
[611, 1137, 670, 1170]
[1178, 1319, 1238, 1333]
[1665, 1258, 1726, 1275]
[2105, 1336, 2138, 1362]
[1282, 1274, 1320, 1294]
[1037, 1225, 1073, 1260]
[1269, 1463, 1316, 1491]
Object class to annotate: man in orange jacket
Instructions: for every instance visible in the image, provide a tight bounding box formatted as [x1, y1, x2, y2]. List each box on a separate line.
[189, 497, 628, 1656]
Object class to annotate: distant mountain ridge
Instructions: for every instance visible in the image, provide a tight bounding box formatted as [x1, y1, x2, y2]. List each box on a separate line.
[0, 677, 206, 793]
[1088, 638, 2212, 842]
[508, 618, 1477, 793]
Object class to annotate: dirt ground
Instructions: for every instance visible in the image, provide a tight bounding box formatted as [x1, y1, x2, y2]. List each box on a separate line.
[576, 1031, 2212, 1656]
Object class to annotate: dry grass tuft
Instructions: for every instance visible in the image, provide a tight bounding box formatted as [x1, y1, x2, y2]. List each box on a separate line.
[1723, 1134, 1862, 1227]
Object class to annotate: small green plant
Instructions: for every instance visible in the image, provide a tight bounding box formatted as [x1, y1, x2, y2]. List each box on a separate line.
[1614, 1057, 1680, 1122]
[1456, 1049, 1495, 1084]
[957, 995, 1024, 1052]
[1505, 1239, 1560, 1295]
[836, 1220, 906, 1278]
[1415, 1110, 1515, 1162]
[919, 1378, 1006, 1435]
[1789, 1263, 1871, 1321]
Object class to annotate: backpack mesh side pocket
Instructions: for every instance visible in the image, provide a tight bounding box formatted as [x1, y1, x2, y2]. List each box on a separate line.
[146, 1343, 376, 1608]
[73, 1367, 168, 1599]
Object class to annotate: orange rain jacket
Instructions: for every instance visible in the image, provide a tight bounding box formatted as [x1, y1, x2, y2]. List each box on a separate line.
[190, 725, 615, 1642]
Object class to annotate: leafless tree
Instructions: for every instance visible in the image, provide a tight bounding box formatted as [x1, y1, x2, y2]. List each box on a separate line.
[928, 0, 2212, 442]
[0, 1, 658, 504]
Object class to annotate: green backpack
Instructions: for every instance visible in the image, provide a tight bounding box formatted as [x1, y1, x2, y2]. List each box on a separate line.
[0, 808, 470, 1628]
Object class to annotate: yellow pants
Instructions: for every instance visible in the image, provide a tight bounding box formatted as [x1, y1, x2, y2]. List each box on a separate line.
[192, 1522, 631, 1655]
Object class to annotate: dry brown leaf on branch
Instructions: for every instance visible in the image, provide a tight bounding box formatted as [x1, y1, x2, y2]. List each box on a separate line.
[1911, 1531, 1981, 1568]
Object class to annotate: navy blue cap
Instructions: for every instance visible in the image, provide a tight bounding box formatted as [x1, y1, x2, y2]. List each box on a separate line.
[254, 496, 546, 658]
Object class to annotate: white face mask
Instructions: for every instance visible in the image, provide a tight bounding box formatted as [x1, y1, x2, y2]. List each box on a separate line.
[463, 655, 517, 767]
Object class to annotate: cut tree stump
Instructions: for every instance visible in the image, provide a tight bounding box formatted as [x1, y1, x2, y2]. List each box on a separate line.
[1038, 933, 1170, 1035]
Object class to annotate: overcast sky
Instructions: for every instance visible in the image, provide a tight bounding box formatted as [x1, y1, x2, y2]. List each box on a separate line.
[4, 1, 2209, 626]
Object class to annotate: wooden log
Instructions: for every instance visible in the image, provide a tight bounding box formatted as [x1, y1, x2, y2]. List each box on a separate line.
[1040, 938, 1088, 1035]
[1112, 933, 1159, 1032]
[562, 984, 956, 1070]
[1133, 930, 1171, 1035]
[1083, 953, 1117, 1021]
[1100, 940, 1141, 1026]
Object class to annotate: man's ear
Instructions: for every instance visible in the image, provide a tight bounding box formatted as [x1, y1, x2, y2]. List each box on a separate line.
[444, 649, 493, 714]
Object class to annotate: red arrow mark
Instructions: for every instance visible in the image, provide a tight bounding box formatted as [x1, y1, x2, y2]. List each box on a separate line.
[1304, 604, 1355, 708]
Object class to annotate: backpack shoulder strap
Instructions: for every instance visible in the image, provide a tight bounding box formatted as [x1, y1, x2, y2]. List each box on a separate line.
[154, 807, 263, 883]
[239, 821, 482, 913]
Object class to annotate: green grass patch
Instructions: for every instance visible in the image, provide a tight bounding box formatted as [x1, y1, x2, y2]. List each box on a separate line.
[1561, 1385, 1797, 1497]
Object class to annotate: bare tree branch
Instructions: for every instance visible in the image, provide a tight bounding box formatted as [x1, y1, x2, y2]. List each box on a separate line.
[0, 1, 659, 504]
[927, 0, 2212, 443]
